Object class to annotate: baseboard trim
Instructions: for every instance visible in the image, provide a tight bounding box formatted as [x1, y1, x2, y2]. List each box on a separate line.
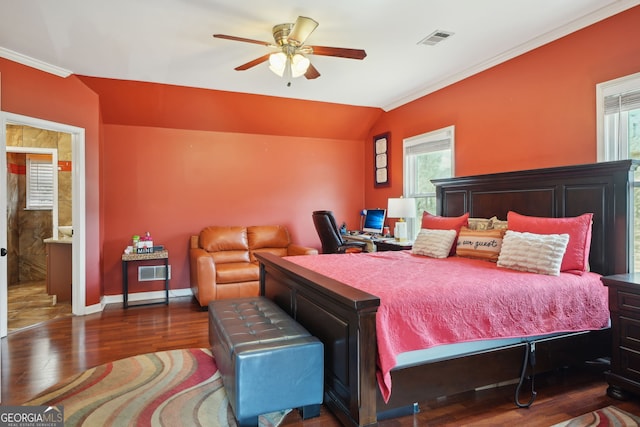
[100, 288, 194, 308]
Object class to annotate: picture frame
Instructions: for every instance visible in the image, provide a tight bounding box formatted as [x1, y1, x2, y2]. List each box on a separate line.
[374, 132, 390, 187]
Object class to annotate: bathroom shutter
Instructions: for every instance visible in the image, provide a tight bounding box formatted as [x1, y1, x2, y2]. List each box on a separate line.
[26, 156, 54, 209]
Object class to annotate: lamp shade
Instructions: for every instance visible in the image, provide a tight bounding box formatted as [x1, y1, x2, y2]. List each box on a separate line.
[268, 52, 287, 77]
[387, 197, 416, 219]
[269, 52, 310, 79]
[290, 54, 310, 78]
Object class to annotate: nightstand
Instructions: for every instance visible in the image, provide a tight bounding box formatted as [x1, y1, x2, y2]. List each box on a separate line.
[374, 239, 413, 252]
[601, 273, 640, 399]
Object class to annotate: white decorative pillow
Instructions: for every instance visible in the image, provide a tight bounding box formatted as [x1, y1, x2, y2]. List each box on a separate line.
[412, 229, 457, 259]
[497, 230, 569, 276]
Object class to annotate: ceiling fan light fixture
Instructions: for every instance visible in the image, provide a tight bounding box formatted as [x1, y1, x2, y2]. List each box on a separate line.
[268, 52, 287, 77]
[290, 54, 310, 78]
[215, 15, 365, 81]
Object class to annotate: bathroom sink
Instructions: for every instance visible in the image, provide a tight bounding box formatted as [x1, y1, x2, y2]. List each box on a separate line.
[58, 226, 73, 237]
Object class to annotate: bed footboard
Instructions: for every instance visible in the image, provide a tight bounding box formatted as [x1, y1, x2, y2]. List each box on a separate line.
[257, 252, 611, 427]
[257, 252, 380, 427]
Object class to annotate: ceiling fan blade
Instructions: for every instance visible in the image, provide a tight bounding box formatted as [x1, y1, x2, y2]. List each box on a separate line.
[304, 63, 320, 80]
[287, 16, 318, 46]
[308, 45, 367, 60]
[234, 54, 271, 71]
[213, 34, 275, 48]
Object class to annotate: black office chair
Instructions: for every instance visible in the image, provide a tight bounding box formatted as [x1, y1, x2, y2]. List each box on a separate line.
[312, 210, 367, 254]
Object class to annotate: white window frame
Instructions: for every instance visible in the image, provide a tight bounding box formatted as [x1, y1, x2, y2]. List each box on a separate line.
[596, 72, 640, 273]
[596, 71, 640, 162]
[403, 126, 455, 237]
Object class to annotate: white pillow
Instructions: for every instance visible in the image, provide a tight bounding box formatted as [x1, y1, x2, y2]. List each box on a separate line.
[497, 230, 569, 276]
[412, 229, 457, 259]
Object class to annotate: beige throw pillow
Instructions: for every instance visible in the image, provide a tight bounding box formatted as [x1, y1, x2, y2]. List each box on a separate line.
[412, 229, 457, 259]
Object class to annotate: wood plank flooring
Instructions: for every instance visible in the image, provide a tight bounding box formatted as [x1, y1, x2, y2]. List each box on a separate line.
[2, 297, 640, 426]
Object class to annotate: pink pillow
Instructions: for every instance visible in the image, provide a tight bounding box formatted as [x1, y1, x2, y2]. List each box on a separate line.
[506, 211, 593, 274]
[421, 212, 469, 255]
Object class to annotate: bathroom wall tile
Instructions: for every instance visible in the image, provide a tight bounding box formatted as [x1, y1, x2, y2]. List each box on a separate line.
[23, 127, 57, 148]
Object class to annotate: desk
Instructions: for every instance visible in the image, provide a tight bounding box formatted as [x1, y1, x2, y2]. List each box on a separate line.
[374, 239, 413, 252]
[343, 234, 376, 252]
[122, 249, 169, 308]
[343, 235, 414, 252]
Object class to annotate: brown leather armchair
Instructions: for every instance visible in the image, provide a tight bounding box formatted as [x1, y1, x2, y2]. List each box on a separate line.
[189, 225, 317, 307]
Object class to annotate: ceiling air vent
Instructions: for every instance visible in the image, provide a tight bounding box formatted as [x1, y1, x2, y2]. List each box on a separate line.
[418, 30, 454, 46]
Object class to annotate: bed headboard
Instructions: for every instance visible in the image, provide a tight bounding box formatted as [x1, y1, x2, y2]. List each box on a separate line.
[433, 160, 638, 276]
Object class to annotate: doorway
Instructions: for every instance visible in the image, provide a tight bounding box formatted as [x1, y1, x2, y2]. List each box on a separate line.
[6, 143, 72, 332]
[0, 112, 86, 337]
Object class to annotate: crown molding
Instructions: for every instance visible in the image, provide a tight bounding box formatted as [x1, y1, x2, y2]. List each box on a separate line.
[0, 46, 72, 78]
[383, 0, 640, 111]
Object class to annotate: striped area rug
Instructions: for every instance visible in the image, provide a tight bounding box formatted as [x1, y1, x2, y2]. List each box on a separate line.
[553, 405, 640, 427]
[24, 348, 288, 427]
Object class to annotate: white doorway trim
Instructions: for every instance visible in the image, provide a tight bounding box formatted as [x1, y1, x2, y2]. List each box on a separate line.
[1, 112, 86, 337]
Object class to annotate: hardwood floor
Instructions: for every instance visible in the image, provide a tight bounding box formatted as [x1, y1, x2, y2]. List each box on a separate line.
[8, 280, 72, 332]
[2, 297, 640, 426]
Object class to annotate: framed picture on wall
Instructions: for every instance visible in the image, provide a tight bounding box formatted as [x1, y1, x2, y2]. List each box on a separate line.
[374, 132, 390, 187]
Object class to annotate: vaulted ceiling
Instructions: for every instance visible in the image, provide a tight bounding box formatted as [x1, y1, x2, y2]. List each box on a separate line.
[1, 0, 638, 111]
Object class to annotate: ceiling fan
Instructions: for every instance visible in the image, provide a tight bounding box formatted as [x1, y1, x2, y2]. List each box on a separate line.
[213, 16, 366, 83]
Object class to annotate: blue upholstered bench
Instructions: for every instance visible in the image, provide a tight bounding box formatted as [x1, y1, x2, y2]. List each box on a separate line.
[208, 296, 323, 426]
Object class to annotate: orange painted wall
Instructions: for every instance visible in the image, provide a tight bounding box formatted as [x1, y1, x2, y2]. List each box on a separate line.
[101, 125, 364, 296]
[364, 5, 640, 213]
[0, 58, 103, 306]
[78, 76, 382, 140]
[82, 77, 381, 295]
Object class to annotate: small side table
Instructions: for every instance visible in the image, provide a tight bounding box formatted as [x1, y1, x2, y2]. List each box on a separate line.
[122, 249, 169, 308]
[374, 239, 413, 252]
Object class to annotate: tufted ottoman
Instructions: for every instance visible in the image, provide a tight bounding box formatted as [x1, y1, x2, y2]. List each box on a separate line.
[209, 296, 323, 426]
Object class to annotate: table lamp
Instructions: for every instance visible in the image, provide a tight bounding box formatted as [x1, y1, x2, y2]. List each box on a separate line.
[387, 197, 416, 241]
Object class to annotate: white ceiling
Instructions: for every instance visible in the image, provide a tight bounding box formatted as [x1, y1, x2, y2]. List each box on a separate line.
[1, 0, 638, 111]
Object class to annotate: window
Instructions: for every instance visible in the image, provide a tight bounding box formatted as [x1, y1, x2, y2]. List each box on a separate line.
[26, 154, 54, 210]
[403, 126, 454, 238]
[597, 72, 640, 271]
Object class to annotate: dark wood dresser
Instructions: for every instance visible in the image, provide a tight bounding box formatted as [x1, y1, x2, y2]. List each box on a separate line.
[602, 273, 640, 399]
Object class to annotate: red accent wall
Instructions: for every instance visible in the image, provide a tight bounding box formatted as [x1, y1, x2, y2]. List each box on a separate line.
[0, 58, 103, 305]
[364, 5, 640, 214]
[101, 125, 365, 296]
[77, 77, 381, 140]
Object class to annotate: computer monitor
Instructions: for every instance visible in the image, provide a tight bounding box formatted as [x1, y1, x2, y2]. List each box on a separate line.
[362, 209, 386, 234]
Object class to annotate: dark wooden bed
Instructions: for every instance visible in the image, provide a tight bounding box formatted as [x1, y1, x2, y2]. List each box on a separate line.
[256, 160, 637, 427]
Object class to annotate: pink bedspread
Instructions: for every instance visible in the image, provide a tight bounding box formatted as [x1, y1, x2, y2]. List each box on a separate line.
[285, 250, 609, 402]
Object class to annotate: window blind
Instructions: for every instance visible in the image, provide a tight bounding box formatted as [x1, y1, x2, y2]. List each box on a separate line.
[405, 138, 451, 155]
[27, 158, 54, 209]
[604, 89, 640, 114]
